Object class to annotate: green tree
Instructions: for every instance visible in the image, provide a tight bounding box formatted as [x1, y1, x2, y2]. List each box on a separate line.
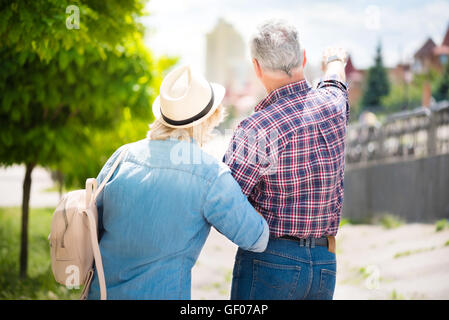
[433, 61, 449, 102]
[362, 43, 391, 109]
[58, 56, 177, 189]
[0, 0, 175, 277]
[382, 69, 440, 113]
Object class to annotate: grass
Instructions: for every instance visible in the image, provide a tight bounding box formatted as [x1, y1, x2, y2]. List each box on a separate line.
[435, 219, 449, 232]
[340, 213, 405, 229]
[390, 289, 405, 300]
[339, 218, 352, 227]
[376, 214, 404, 229]
[393, 246, 437, 259]
[0, 207, 82, 299]
[199, 268, 232, 297]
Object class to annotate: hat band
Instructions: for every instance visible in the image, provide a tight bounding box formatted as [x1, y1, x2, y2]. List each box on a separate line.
[160, 84, 215, 126]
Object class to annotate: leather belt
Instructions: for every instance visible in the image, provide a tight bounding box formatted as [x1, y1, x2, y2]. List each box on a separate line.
[279, 235, 336, 254]
[280, 235, 328, 247]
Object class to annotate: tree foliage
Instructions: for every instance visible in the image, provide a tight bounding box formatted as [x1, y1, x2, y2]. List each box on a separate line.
[433, 61, 449, 102]
[361, 43, 391, 109]
[0, 0, 164, 167]
[60, 56, 177, 188]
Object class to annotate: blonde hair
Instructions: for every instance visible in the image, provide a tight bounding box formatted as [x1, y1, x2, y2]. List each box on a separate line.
[147, 104, 225, 146]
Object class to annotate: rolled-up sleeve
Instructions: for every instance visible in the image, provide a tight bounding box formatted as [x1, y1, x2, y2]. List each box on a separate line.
[317, 74, 350, 124]
[203, 170, 269, 252]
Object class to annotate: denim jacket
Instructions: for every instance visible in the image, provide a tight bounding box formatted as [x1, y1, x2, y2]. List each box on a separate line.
[87, 138, 269, 299]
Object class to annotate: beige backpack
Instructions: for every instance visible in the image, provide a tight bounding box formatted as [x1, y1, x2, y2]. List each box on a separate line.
[49, 149, 127, 300]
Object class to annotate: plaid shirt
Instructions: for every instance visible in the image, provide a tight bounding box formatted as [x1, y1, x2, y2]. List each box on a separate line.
[224, 74, 349, 238]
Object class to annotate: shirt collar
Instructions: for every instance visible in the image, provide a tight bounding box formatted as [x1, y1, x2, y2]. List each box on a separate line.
[255, 79, 311, 112]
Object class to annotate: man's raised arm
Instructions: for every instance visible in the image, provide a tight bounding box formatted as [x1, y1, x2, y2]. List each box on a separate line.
[321, 46, 348, 83]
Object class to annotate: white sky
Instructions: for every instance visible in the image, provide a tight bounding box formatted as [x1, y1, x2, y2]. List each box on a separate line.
[141, 0, 449, 74]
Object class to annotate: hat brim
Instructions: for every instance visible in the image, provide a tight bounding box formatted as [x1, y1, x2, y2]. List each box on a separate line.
[152, 82, 226, 129]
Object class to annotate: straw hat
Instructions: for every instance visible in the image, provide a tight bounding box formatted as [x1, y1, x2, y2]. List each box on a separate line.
[152, 65, 226, 129]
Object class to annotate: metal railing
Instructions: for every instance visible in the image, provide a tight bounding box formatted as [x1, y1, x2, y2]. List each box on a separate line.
[346, 101, 449, 164]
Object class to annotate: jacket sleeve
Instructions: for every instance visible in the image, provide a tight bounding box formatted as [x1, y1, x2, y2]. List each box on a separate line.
[202, 170, 269, 252]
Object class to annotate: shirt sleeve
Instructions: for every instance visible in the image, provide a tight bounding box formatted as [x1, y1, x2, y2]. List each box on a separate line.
[317, 73, 350, 124]
[223, 124, 262, 197]
[203, 170, 269, 252]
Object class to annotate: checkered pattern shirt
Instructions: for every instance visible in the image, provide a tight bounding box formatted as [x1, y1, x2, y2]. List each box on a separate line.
[224, 74, 349, 238]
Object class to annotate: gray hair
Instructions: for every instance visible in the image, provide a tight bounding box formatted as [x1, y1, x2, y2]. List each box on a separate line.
[250, 19, 302, 76]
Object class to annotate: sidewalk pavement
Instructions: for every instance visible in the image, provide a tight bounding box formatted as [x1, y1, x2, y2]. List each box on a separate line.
[192, 223, 449, 300]
[0, 165, 60, 208]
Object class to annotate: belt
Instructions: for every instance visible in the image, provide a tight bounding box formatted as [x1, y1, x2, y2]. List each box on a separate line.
[279, 235, 328, 247]
[279, 235, 336, 253]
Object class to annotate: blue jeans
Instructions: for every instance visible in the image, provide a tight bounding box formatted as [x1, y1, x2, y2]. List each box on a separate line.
[230, 237, 337, 300]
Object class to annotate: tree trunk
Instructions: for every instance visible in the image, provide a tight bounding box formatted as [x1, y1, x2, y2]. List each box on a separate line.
[20, 163, 35, 278]
[57, 171, 64, 200]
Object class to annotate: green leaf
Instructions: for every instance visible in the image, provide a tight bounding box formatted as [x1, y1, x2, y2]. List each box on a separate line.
[58, 50, 69, 70]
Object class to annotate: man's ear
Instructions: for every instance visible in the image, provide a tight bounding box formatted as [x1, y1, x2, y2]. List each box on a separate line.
[252, 58, 263, 78]
[302, 49, 307, 68]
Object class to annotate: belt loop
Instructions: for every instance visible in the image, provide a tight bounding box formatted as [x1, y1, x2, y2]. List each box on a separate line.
[311, 238, 315, 248]
[299, 239, 304, 247]
[305, 238, 310, 247]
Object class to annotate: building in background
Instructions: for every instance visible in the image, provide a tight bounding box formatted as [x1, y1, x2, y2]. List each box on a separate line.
[206, 19, 449, 122]
[205, 18, 265, 121]
[206, 18, 247, 91]
[413, 24, 449, 73]
[434, 24, 449, 66]
[345, 55, 365, 109]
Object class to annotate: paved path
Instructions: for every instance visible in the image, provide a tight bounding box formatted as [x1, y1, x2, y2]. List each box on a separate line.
[192, 224, 449, 300]
[0, 165, 61, 208]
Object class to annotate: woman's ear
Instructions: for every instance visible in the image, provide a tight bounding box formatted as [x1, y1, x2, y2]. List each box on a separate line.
[252, 58, 263, 79]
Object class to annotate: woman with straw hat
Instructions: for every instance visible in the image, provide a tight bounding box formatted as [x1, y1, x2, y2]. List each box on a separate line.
[87, 65, 269, 299]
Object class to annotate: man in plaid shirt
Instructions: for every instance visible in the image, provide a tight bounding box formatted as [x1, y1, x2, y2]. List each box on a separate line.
[224, 20, 349, 300]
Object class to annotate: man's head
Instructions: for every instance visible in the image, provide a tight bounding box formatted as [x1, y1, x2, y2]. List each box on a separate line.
[250, 19, 305, 93]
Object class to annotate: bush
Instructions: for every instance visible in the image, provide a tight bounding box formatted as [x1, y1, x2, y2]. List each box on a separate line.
[377, 214, 404, 229]
[435, 219, 449, 232]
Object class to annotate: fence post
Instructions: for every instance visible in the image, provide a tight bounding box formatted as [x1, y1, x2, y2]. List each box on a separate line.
[427, 110, 437, 156]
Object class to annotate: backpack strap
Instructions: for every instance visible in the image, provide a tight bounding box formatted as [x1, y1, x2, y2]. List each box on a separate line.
[83, 147, 128, 300]
[94, 148, 128, 201]
[85, 208, 107, 299]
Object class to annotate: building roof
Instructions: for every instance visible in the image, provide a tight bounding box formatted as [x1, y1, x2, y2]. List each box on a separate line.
[345, 55, 364, 82]
[414, 38, 437, 59]
[442, 24, 449, 47]
[434, 24, 449, 56]
[345, 56, 358, 74]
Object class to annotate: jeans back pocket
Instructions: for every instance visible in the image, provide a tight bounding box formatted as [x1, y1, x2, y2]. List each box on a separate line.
[318, 268, 337, 300]
[250, 260, 301, 300]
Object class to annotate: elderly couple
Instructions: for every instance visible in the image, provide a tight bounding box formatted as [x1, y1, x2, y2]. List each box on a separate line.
[87, 19, 349, 300]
